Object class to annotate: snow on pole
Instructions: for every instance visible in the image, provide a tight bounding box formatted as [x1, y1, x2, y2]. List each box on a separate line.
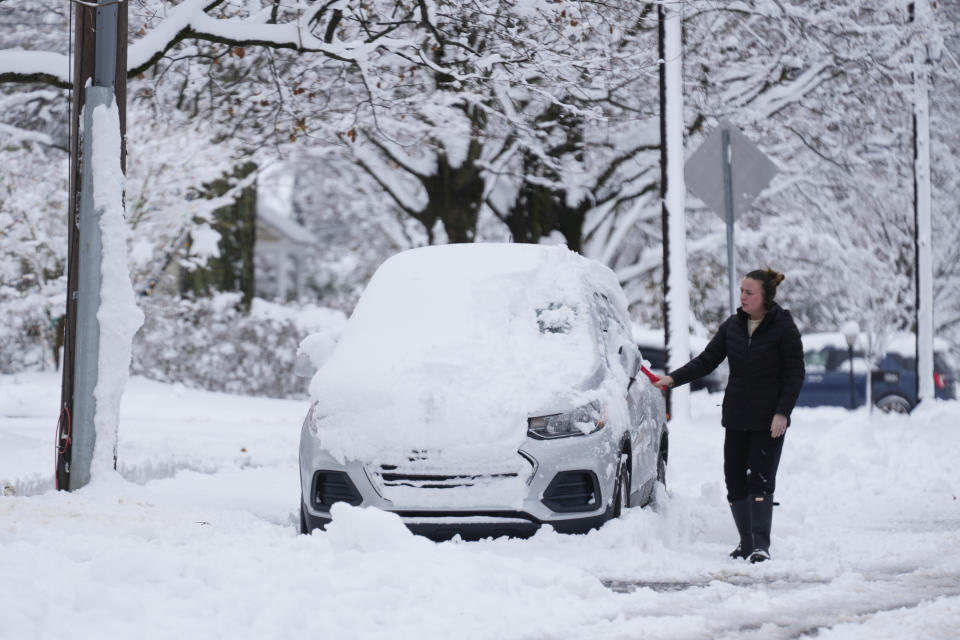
[90, 92, 144, 478]
[663, 0, 690, 420]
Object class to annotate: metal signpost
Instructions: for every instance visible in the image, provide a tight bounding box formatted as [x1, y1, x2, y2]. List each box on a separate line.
[684, 120, 778, 315]
[58, 0, 127, 490]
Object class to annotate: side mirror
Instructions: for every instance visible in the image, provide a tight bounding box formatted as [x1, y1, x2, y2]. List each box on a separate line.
[295, 332, 337, 378]
[294, 351, 317, 378]
[618, 343, 642, 380]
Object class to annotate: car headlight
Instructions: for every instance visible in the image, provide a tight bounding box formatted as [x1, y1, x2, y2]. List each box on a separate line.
[527, 402, 606, 440]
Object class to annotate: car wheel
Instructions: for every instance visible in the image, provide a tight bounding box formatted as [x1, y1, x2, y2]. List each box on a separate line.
[612, 455, 631, 518]
[875, 394, 912, 414]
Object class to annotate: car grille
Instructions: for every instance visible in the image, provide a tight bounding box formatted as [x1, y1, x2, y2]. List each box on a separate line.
[377, 468, 520, 489]
[367, 450, 534, 507]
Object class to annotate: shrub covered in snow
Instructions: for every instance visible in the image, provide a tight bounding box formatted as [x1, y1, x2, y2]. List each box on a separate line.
[0, 290, 346, 398]
[131, 293, 346, 399]
[0, 291, 62, 373]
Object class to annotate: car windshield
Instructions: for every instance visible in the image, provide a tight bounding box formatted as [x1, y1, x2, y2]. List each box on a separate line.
[331, 247, 599, 377]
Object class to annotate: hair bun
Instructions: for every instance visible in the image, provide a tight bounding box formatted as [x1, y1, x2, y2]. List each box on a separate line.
[767, 269, 785, 286]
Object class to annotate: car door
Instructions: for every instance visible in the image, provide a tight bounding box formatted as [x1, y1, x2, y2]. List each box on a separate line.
[593, 292, 657, 485]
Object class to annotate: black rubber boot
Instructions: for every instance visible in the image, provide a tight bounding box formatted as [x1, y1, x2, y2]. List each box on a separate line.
[728, 498, 752, 559]
[749, 493, 774, 563]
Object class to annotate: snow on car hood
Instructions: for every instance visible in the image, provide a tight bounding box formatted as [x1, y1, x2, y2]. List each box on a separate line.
[309, 243, 619, 463]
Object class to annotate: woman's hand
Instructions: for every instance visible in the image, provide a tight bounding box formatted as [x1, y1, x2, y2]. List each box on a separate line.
[771, 413, 788, 438]
[653, 375, 673, 391]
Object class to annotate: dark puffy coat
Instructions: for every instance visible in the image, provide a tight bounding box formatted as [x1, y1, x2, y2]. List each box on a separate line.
[669, 303, 805, 431]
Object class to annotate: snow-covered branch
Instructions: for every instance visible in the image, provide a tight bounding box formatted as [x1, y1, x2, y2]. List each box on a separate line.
[0, 0, 417, 88]
[127, 0, 415, 77]
[0, 50, 70, 88]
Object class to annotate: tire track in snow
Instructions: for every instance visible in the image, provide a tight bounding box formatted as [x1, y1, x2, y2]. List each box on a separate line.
[603, 567, 960, 639]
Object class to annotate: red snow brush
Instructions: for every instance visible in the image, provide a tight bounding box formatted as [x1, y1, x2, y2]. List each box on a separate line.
[639, 363, 660, 384]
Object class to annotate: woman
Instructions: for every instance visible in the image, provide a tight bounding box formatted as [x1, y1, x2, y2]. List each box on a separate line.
[654, 269, 804, 563]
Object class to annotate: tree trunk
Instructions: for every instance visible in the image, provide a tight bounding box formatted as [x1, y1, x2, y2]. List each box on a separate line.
[181, 162, 258, 310]
[503, 152, 588, 252]
[421, 142, 484, 244]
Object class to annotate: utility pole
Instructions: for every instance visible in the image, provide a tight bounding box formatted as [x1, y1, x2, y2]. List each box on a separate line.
[57, 0, 128, 490]
[911, 0, 936, 405]
[658, 0, 689, 420]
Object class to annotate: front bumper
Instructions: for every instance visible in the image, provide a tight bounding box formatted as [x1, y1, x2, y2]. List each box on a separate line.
[300, 501, 613, 541]
[299, 427, 620, 540]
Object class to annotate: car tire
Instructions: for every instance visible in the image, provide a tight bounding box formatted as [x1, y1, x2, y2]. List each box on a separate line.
[875, 394, 913, 414]
[612, 455, 631, 518]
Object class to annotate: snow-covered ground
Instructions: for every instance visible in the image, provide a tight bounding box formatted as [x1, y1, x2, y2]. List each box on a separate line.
[2, 372, 959, 639]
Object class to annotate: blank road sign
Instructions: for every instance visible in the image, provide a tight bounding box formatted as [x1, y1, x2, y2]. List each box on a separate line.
[683, 119, 778, 220]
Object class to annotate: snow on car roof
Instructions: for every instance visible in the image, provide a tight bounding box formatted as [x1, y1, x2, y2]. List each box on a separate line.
[309, 243, 628, 462]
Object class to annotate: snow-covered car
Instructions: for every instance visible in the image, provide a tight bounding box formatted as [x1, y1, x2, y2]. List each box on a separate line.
[297, 243, 668, 540]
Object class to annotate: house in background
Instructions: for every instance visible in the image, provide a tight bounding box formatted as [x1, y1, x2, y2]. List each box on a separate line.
[254, 202, 319, 302]
[138, 164, 320, 305]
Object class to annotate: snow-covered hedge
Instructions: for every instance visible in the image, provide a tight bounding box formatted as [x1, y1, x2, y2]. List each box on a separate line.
[131, 293, 346, 399]
[0, 292, 346, 397]
[0, 292, 61, 374]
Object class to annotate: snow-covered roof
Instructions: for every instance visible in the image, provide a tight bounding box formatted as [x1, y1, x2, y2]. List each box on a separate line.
[256, 204, 318, 246]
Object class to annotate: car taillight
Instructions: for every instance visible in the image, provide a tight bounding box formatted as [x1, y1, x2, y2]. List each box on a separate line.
[934, 372, 947, 390]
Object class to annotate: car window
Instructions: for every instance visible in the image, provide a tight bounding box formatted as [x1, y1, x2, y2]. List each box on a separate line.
[886, 352, 955, 374]
[876, 352, 956, 375]
[824, 348, 864, 371]
[591, 293, 611, 333]
[804, 349, 831, 372]
[592, 292, 628, 334]
[884, 353, 910, 369]
[934, 352, 956, 374]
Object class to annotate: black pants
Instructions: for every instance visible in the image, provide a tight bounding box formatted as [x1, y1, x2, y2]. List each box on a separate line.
[723, 428, 785, 502]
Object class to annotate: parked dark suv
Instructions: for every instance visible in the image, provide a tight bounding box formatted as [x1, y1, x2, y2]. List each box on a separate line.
[795, 332, 957, 413]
